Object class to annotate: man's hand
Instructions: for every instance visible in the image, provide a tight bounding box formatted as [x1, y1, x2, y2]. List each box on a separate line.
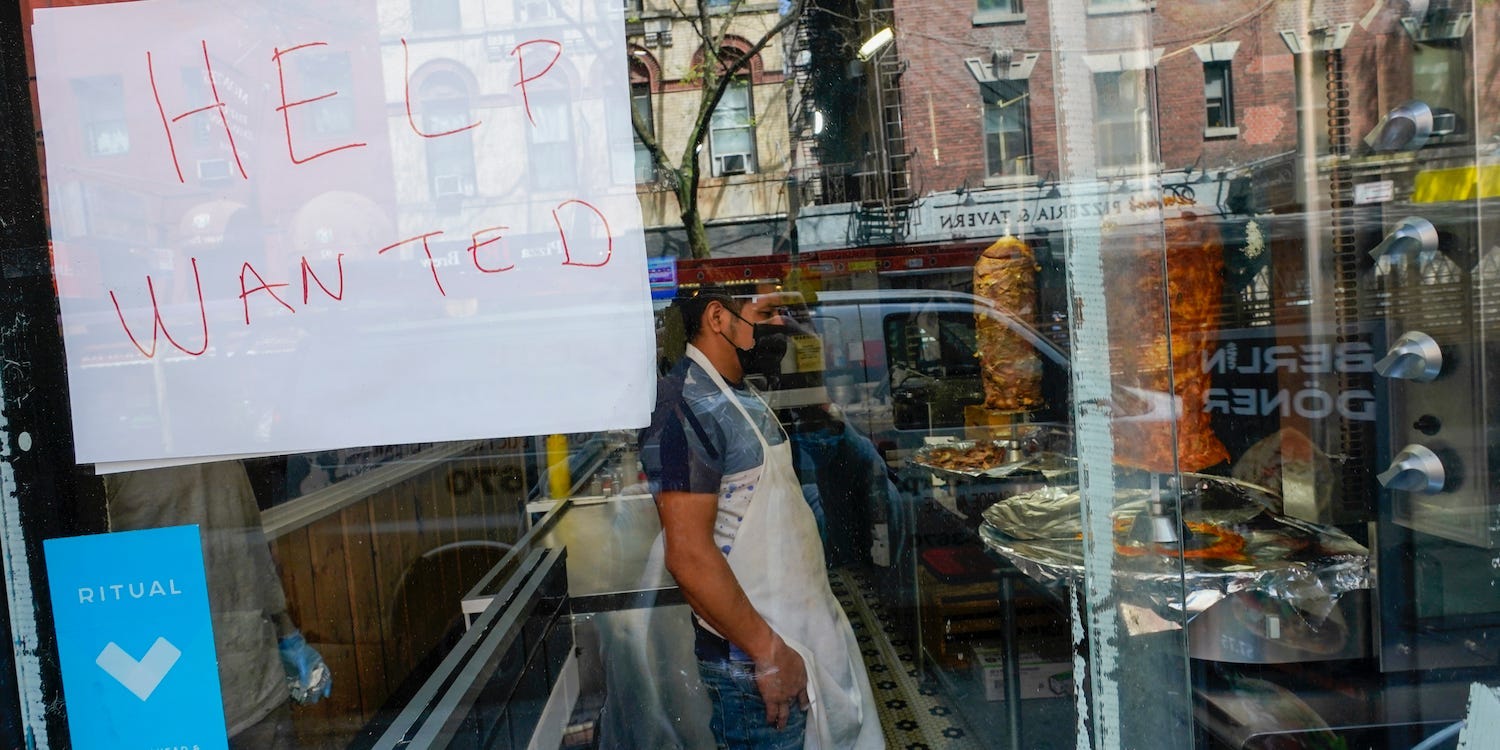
[753, 632, 810, 730]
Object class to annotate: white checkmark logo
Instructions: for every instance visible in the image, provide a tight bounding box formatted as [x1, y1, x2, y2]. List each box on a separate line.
[95, 638, 181, 701]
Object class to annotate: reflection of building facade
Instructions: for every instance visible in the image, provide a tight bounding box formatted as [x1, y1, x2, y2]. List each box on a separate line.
[379, 0, 634, 272]
[624, 0, 793, 257]
[13, 1, 1500, 748]
[789, 0, 1497, 254]
[45, 12, 395, 308]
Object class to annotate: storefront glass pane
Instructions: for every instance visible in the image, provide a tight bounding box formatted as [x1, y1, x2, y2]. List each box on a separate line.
[5, 0, 1500, 748]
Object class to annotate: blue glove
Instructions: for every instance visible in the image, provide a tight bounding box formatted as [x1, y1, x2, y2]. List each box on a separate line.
[277, 630, 332, 704]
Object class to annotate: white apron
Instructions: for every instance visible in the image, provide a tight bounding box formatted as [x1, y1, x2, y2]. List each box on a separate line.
[686, 347, 883, 750]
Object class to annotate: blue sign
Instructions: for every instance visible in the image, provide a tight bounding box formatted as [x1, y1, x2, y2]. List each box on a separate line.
[45, 525, 228, 750]
[648, 255, 678, 299]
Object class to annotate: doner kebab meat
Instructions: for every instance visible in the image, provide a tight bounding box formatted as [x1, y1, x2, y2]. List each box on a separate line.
[973, 234, 1043, 412]
[1106, 213, 1229, 472]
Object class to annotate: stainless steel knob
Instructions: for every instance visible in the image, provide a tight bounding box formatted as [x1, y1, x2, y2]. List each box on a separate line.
[1375, 331, 1443, 382]
[1377, 444, 1446, 494]
[1364, 101, 1434, 152]
[1368, 217, 1438, 261]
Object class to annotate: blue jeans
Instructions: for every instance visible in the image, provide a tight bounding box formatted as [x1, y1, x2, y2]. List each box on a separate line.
[697, 657, 807, 750]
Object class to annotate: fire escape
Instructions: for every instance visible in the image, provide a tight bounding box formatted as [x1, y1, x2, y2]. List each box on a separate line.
[785, 4, 916, 247]
[786, 9, 821, 233]
[853, 7, 915, 245]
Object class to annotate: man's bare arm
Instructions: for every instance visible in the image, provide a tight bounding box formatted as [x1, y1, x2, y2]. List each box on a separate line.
[658, 490, 809, 728]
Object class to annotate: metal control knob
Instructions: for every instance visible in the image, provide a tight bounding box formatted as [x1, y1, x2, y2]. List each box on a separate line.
[1375, 331, 1443, 382]
[1368, 217, 1438, 261]
[1378, 444, 1446, 494]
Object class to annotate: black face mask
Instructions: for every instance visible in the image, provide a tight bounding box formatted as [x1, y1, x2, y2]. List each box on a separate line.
[738, 322, 792, 378]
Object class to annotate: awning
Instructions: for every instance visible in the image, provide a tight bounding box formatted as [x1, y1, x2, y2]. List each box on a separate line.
[290, 190, 394, 254]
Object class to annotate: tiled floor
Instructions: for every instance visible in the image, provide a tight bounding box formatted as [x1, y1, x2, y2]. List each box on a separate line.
[830, 568, 983, 750]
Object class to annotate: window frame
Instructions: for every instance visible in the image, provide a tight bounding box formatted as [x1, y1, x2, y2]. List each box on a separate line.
[1092, 68, 1157, 172]
[981, 79, 1033, 179]
[631, 81, 657, 184]
[418, 73, 479, 200]
[411, 0, 461, 32]
[526, 94, 577, 191]
[1203, 59, 1237, 136]
[709, 78, 757, 177]
[71, 75, 130, 158]
[973, 0, 1024, 24]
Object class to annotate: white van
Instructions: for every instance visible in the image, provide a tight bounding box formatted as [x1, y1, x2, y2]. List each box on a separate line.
[741, 288, 1073, 462]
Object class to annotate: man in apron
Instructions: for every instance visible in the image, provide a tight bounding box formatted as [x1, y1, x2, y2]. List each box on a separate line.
[641, 287, 883, 749]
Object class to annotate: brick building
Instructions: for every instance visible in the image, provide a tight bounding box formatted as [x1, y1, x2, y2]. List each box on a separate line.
[625, 0, 796, 258]
[789, 0, 1497, 252]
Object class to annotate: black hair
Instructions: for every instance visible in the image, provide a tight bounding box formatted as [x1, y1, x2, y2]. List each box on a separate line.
[673, 285, 738, 341]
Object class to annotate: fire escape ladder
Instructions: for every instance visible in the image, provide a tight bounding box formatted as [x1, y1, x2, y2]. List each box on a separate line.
[858, 9, 914, 244]
[787, 15, 822, 207]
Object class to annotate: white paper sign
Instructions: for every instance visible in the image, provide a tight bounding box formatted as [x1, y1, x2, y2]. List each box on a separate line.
[33, 0, 655, 467]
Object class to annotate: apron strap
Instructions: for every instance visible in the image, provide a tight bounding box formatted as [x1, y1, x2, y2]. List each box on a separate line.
[685, 344, 777, 453]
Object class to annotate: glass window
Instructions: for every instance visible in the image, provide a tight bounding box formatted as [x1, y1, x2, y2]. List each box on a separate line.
[1093, 69, 1155, 169]
[528, 95, 576, 190]
[1294, 53, 1331, 155]
[19, 2, 1500, 750]
[296, 51, 357, 137]
[983, 80, 1031, 177]
[1204, 60, 1234, 130]
[633, 82, 656, 183]
[1414, 42, 1468, 127]
[884, 311, 981, 429]
[70, 75, 129, 157]
[412, 0, 461, 31]
[977, 0, 1022, 13]
[710, 79, 756, 176]
[420, 74, 477, 198]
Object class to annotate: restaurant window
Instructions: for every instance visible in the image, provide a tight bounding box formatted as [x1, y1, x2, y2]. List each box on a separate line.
[1093, 69, 1155, 170]
[411, 0, 461, 32]
[710, 79, 756, 177]
[71, 75, 129, 157]
[1204, 60, 1235, 131]
[982, 79, 1031, 178]
[419, 72, 477, 199]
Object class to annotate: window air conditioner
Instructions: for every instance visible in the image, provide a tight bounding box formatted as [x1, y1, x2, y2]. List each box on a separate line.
[715, 152, 751, 176]
[1431, 109, 1459, 137]
[196, 158, 231, 181]
[433, 174, 466, 198]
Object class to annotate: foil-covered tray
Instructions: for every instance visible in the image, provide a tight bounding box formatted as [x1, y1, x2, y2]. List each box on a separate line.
[981, 474, 1282, 540]
[979, 496, 1370, 631]
[909, 435, 1077, 482]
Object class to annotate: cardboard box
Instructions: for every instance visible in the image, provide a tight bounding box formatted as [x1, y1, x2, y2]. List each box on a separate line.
[969, 642, 1074, 702]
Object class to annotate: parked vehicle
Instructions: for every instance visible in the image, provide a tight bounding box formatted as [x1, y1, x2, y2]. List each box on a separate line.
[743, 288, 1072, 462]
